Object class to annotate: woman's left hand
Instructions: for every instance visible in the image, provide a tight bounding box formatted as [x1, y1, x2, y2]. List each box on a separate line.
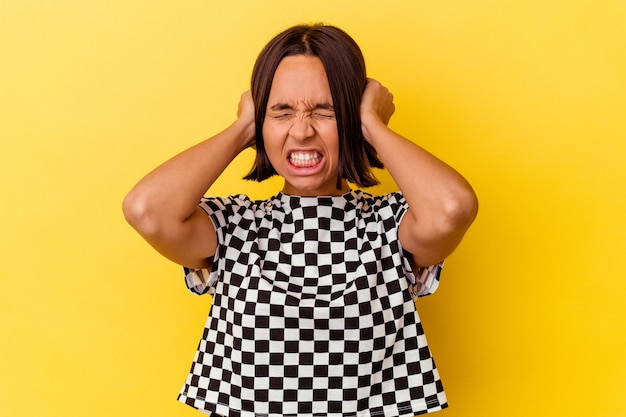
[360, 78, 395, 142]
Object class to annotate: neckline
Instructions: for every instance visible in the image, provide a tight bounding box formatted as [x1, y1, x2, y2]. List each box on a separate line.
[276, 189, 356, 199]
[274, 189, 360, 207]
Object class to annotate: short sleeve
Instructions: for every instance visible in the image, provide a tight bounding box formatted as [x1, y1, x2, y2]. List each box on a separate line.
[391, 192, 444, 299]
[182, 194, 250, 295]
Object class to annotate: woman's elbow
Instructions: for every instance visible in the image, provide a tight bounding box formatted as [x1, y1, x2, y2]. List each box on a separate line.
[441, 186, 479, 234]
[447, 188, 478, 229]
[122, 190, 161, 238]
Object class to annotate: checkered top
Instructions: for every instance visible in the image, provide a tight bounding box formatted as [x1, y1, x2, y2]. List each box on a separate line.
[178, 190, 447, 417]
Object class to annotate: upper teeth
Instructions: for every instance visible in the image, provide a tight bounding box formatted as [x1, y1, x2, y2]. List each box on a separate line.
[289, 152, 321, 167]
[290, 152, 319, 161]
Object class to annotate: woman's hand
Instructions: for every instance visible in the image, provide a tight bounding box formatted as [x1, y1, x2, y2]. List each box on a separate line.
[236, 90, 256, 149]
[360, 78, 395, 143]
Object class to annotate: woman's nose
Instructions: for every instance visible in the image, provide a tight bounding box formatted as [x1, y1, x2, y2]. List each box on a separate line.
[289, 115, 315, 140]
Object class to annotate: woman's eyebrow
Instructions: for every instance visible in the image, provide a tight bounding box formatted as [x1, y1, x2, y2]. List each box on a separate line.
[313, 103, 335, 110]
[268, 103, 293, 111]
[268, 102, 334, 111]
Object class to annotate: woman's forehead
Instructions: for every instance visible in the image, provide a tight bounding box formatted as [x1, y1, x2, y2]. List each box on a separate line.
[268, 56, 333, 108]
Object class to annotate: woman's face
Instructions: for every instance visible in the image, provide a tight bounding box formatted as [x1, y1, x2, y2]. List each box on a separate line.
[262, 55, 350, 196]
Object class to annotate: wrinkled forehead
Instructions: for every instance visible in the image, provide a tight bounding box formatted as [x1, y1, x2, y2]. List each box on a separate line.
[266, 55, 333, 110]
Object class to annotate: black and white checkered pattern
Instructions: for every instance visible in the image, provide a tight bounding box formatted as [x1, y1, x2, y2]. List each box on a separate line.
[178, 190, 447, 417]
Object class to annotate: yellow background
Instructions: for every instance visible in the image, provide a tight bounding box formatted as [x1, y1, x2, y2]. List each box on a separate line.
[2, 1, 625, 416]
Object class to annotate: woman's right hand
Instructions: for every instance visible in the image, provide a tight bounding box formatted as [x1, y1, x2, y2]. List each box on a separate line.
[360, 79, 395, 146]
[236, 90, 256, 149]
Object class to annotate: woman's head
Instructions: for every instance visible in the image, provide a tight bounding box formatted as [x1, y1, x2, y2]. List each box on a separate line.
[244, 24, 383, 188]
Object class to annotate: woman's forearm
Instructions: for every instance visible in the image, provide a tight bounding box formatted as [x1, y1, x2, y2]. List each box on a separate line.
[360, 80, 477, 264]
[122, 116, 254, 237]
[368, 120, 477, 226]
[367, 120, 478, 264]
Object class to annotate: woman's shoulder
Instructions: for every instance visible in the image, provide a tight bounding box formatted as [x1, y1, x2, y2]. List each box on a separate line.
[201, 193, 275, 205]
[199, 193, 280, 215]
[354, 190, 406, 208]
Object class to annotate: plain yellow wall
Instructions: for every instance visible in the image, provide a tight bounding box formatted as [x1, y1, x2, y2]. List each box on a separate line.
[2, 1, 625, 416]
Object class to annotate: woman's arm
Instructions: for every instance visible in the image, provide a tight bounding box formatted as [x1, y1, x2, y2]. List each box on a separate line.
[122, 92, 256, 269]
[360, 80, 478, 267]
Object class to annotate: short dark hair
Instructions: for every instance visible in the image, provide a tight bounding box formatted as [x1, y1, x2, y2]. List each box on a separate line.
[243, 24, 383, 188]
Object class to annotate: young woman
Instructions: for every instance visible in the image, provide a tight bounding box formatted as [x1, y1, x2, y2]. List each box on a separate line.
[124, 24, 478, 417]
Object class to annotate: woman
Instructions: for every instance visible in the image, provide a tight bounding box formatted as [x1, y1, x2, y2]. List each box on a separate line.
[124, 24, 478, 417]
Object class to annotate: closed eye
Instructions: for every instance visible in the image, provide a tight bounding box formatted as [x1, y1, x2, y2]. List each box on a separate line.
[268, 112, 294, 120]
[312, 111, 335, 120]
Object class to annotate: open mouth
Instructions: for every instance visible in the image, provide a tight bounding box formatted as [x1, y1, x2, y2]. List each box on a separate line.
[288, 151, 322, 168]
